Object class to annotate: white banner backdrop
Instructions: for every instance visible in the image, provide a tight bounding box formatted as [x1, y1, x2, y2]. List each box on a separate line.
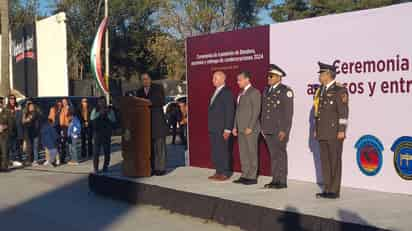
[270, 3, 412, 194]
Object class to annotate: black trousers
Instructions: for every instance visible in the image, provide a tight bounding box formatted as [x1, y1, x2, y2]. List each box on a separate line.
[58, 127, 68, 163]
[151, 137, 167, 172]
[264, 134, 288, 184]
[209, 132, 232, 177]
[93, 135, 111, 171]
[8, 136, 23, 162]
[0, 135, 9, 170]
[81, 126, 93, 158]
[170, 122, 178, 144]
[319, 139, 343, 195]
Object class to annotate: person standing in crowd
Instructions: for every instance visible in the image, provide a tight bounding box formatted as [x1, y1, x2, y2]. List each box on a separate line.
[207, 71, 235, 181]
[232, 71, 261, 185]
[48, 100, 62, 127]
[6, 94, 23, 167]
[41, 118, 59, 167]
[166, 103, 182, 145]
[0, 97, 14, 172]
[178, 99, 188, 148]
[48, 100, 63, 165]
[59, 98, 71, 164]
[261, 64, 294, 189]
[78, 98, 93, 159]
[67, 110, 82, 165]
[91, 97, 116, 173]
[22, 101, 42, 166]
[314, 62, 349, 199]
[135, 73, 169, 176]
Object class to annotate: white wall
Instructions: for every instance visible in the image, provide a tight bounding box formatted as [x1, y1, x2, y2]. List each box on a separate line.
[36, 12, 69, 96]
[270, 3, 412, 194]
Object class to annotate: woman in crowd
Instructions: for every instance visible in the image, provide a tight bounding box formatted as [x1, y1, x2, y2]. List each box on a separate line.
[91, 97, 116, 173]
[58, 98, 71, 164]
[78, 98, 93, 159]
[48, 100, 62, 127]
[6, 94, 23, 167]
[48, 100, 63, 164]
[22, 101, 42, 166]
[41, 118, 59, 167]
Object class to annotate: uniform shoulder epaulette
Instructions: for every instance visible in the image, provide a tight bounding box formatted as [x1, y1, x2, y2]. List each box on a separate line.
[283, 84, 294, 98]
[335, 82, 344, 87]
[281, 84, 291, 91]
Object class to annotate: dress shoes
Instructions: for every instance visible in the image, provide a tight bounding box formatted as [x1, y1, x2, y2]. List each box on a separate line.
[208, 174, 218, 180]
[214, 175, 230, 181]
[242, 178, 258, 185]
[316, 192, 328, 198]
[264, 182, 287, 189]
[233, 177, 247, 184]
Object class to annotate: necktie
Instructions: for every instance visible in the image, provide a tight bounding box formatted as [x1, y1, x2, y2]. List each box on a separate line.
[321, 86, 326, 97]
[210, 89, 219, 106]
[237, 89, 246, 104]
[268, 87, 274, 96]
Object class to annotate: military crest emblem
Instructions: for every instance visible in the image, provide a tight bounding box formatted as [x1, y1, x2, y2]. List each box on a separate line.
[391, 136, 412, 180]
[355, 135, 384, 176]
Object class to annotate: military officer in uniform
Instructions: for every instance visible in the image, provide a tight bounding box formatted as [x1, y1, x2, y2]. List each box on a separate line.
[0, 97, 14, 172]
[314, 62, 349, 199]
[261, 64, 294, 189]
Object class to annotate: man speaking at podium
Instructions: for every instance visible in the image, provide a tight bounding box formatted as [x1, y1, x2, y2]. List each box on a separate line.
[135, 73, 169, 176]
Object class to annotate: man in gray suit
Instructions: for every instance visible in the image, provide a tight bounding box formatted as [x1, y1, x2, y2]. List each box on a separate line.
[208, 71, 235, 181]
[232, 71, 261, 185]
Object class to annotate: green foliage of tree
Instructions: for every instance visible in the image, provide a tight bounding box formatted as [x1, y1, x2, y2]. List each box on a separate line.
[51, 0, 164, 80]
[10, 0, 412, 83]
[271, 0, 412, 22]
[157, 0, 271, 80]
[10, 0, 41, 30]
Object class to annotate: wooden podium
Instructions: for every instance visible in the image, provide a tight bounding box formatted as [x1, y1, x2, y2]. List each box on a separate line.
[119, 96, 152, 177]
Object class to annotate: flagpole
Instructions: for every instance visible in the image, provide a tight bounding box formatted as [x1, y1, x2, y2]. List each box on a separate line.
[104, 0, 110, 103]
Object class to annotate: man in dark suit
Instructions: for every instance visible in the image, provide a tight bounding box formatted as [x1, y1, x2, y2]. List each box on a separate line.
[314, 62, 349, 199]
[133, 73, 169, 176]
[207, 71, 235, 181]
[261, 64, 294, 189]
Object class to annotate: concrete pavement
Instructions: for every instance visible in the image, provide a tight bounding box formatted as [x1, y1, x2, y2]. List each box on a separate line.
[0, 146, 239, 231]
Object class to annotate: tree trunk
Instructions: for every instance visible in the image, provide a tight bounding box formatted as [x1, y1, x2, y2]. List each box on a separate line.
[0, 0, 10, 97]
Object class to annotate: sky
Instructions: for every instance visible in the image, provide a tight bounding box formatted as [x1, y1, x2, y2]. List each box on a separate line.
[259, 8, 275, 25]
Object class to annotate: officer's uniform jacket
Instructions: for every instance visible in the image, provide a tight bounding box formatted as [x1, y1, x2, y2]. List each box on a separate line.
[261, 83, 294, 137]
[314, 82, 349, 140]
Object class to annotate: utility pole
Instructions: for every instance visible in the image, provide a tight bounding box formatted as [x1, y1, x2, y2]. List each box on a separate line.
[0, 0, 10, 97]
[104, 0, 110, 103]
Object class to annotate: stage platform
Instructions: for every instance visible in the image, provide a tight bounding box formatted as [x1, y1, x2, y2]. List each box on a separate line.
[89, 167, 411, 231]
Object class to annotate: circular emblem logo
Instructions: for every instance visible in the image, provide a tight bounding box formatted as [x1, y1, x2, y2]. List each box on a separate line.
[391, 136, 412, 180]
[354, 135, 383, 176]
